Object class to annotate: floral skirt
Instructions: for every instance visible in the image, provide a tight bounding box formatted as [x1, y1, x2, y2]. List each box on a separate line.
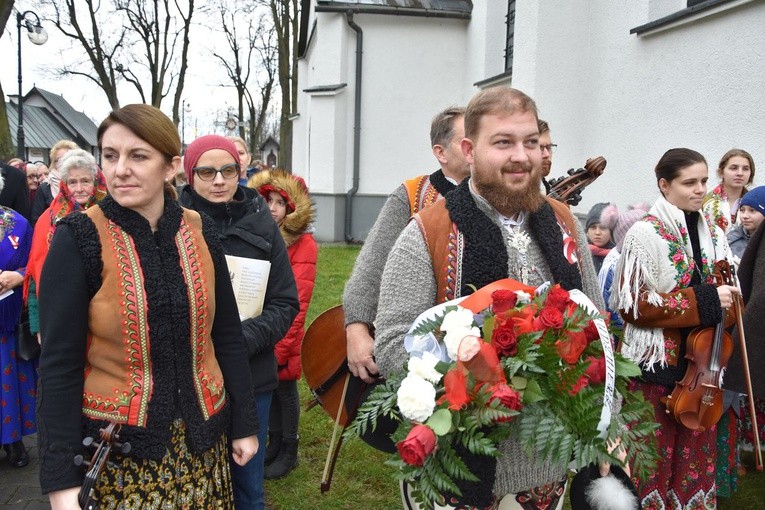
[631, 382, 717, 510]
[92, 419, 233, 510]
[0, 331, 37, 444]
[714, 408, 738, 498]
[740, 396, 765, 451]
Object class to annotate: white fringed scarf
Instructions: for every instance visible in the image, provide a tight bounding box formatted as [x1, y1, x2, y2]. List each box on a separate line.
[612, 196, 729, 370]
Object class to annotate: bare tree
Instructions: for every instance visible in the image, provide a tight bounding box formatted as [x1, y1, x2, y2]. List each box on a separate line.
[39, 0, 125, 109]
[38, 0, 196, 122]
[259, 0, 298, 170]
[0, 0, 17, 159]
[115, 0, 196, 124]
[211, 1, 277, 155]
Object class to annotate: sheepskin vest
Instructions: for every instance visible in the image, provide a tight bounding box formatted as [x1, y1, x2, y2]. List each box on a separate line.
[403, 170, 455, 215]
[81, 206, 227, 427]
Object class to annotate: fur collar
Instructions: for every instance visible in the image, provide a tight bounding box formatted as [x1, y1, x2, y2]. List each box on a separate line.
[247, 170, 315, 247]
[445, 179, 582, 296]
[429, 169, 456, 197]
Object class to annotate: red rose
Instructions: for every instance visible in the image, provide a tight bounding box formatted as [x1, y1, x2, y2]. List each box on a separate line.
[568, 374, 589, 396]
[555, 330, 588, 364]
[546, 285, 572, 313]
[491, 290, 518, 315]
[533, 306, 564, 330]
[511, 305, 538, 336]
[585, 355, 607, 384]
[583, 320, 600, 342]
[489, 383, 523, 421]
[397, 424, 437, 467]
[439, 368, 470, 410]
[491, 321, 518, 357]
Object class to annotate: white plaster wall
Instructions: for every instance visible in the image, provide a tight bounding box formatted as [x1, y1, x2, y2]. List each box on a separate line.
[346, 15, 471, 195]
[512, 0, 765, 218]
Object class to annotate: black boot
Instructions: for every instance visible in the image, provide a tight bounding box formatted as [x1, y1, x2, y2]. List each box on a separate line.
[264, 437, 298, 479]
[7, 441, 29, 468]
[264, 432, 282, 466]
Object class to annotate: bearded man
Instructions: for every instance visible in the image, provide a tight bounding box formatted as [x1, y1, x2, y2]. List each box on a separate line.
[374, 87, 603, 510]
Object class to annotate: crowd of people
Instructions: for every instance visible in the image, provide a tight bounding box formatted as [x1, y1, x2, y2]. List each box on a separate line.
[0, 85, 762, 510]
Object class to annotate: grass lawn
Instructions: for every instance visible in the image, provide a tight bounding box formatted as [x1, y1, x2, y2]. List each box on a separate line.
[265, 244, 765, 509]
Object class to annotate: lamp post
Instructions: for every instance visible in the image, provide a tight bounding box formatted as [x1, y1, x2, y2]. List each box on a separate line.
[181, 99, 191, 148]
[16, 10, 48, 159]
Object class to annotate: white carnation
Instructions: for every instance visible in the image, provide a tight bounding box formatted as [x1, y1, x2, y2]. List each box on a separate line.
[443, 326, 480, 360]
[440, 307, 475, 333]
[397, 373, 437, 423]
[408, 352, 443, 384]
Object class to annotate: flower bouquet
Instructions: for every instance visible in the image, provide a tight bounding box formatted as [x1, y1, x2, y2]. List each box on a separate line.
[346, 279, 658, 509]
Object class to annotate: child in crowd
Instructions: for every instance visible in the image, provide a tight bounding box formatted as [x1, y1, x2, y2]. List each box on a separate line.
[585, 202, 616, 273]
[727, 186, 765, 268]
[251, 170, 317, 479]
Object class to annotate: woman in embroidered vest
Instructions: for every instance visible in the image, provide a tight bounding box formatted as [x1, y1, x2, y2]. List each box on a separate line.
[178, 135, 299, 509]
[702, 149, 755, 234]
[250, 170, 317, 479]
[613, 148, 740, 509]
[24, 150, 107, 345]
[37, 105, 260, 510]
[0, 172, 34, 469]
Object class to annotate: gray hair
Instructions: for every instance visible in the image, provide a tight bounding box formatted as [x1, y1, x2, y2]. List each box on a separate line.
[59, 149, 98, 183]
[430, 105, 466, 148]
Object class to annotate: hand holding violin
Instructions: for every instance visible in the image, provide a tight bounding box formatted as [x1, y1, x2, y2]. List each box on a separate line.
[346, 323, 379, 383]
[716, 285, 740, 310]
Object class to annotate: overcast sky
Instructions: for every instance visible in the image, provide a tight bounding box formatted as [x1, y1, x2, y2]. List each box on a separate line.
[1, 8, 266, 143]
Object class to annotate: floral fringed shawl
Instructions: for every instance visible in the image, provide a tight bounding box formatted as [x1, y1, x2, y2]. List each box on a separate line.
[612, 196, 731, 370]
[703, 183, 743, 234]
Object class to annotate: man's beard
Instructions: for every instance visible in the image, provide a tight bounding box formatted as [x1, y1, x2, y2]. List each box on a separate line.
[541, 160, 552, 177]
[473, 163, 546, 217]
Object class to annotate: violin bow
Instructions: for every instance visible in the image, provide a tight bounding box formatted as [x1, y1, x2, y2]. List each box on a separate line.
[732, 291, 763, 471]
[320, 372, 351, 491]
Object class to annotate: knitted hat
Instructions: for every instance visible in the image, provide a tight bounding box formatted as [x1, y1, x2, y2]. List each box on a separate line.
[741, 186, 765, 216]
[614, 203, 650, 251]
[183, 135, 241, 186]
[586, 203, 613, 231]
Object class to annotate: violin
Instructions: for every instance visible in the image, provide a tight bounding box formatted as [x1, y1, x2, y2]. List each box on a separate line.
[665, 260, 734, 431]
[74, 422, 131, 509]
[547, 156, 607, 206]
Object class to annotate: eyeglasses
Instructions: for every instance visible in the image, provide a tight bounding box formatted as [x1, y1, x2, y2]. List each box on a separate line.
[540, 144, 557, 154]
[193, 163, 240, 181]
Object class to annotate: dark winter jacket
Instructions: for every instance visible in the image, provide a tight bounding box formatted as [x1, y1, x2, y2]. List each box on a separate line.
[179, 185, 299, 393]
[0, 162, 31, 221]
[30, 180, 54, 225]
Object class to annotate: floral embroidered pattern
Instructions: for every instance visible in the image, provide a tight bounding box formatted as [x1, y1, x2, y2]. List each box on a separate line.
[664, 292, 691, 316]
[643, 215, 714, 291]
[704, 184, 733, 233]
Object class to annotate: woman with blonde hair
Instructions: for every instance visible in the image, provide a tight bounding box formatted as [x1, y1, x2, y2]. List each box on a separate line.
[703, 148, 755, 233]
[250, 169, 317, 479]
[38, 105, 259, 509]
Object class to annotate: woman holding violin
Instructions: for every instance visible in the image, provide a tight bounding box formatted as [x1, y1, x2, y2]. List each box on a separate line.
[613, 148, 739, 509]
[37, 105, 259, 509]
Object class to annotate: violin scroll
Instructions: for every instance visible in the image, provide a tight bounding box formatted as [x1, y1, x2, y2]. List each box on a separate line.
[547, 156, 607, 206]
[75, 422, 130, 510]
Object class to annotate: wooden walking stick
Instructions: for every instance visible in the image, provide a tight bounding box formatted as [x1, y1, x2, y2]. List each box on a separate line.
[732, 291, 763, 471]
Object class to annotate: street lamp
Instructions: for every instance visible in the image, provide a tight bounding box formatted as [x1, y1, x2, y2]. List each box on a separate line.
[16, 10, 48, 159]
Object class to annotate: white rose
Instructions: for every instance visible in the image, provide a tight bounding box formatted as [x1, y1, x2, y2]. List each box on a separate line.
[408, 352, 443, 384]
[397, 373, 437, 423]
[443, 326, 480, 360]
[515, 290, 532, 304]
[440, 307, 475, 333]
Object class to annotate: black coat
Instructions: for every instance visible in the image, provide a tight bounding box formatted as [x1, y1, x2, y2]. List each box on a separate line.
[179, 185, 299, 393]
[0, 162, 31, 221]
[728, 221, 765, 399]
[31, 181, 54, 226]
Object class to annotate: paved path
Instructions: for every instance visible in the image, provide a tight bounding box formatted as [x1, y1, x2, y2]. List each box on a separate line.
[0, 435, 49, 509]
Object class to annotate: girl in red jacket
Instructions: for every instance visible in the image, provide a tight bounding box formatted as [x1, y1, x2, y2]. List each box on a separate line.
[252, 170, 317, 479]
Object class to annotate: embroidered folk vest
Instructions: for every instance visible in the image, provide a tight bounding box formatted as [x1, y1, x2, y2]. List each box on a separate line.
[415, 196, 582, 304]
[403, 174, 443, 215]
[81, 207, 227, 426]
